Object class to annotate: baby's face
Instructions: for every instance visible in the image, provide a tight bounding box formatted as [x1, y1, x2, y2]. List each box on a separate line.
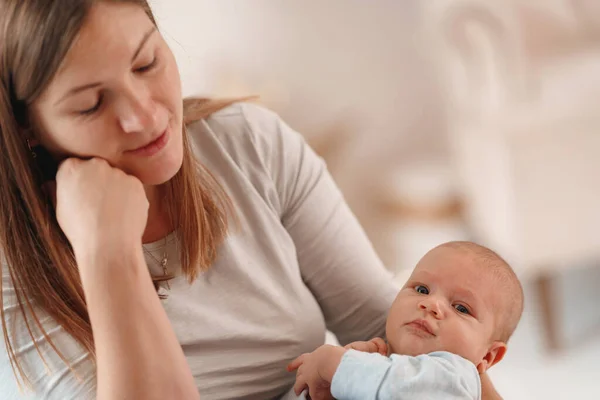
[386, 246, 505, 371]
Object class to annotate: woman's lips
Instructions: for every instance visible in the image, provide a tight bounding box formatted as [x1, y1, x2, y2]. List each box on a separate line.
[126, 129, 169, 157]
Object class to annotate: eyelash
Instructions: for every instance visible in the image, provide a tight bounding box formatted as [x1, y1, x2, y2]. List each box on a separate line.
[135, 56, 158, 73]
[78, 57, 158, 116]
[454, 304, 471, 315]
[413, 284, 473, 316]
[80, 93, 104, 116]
[414, 285, 429, 295]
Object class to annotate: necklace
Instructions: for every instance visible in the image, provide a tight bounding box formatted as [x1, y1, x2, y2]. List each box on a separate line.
[143, 237, 170, 289]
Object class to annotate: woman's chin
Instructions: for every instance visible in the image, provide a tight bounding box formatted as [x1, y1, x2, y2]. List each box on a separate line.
[139, 162, 182, 186]
[128, 137, 184, 185]
[129, 151, 183, 186]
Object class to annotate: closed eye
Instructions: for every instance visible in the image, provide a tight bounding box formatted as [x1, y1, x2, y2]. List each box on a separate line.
[79, 94, 104, 116]
[135, 57, 157, 73]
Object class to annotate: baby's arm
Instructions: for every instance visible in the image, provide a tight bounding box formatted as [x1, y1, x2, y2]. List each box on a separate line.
[331, 350, 481, 400]
[286, 338, 387, 398]
[287, 345, 345, 399]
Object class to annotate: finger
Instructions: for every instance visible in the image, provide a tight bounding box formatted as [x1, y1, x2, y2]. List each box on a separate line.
[309, 386, 327, 400]
[58, 157, 82, 171]
[370, 337, 388, 355]
[344, 341, 359, 350]
[287, 354, 306, 372]
[55, 157, 82, 181]
[293, 375, 308, 396]
[355, 340, 377, 353]
[345, 341, 371, 352]
[366, 341, 379, 353]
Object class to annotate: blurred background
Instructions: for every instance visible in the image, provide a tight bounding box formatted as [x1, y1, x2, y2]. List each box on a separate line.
[150, 1, 600, 398]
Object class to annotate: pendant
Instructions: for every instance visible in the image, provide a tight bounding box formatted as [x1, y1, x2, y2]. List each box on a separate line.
[161, 256, 170, 289]
[157, 286, 170, 301]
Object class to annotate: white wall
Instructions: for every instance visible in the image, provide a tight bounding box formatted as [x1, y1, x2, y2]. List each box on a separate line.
[149, 1, 450, 261]
[150, 1, 434, 135]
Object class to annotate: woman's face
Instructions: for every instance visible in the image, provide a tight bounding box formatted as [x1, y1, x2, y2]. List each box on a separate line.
[31, 2, 184, 185]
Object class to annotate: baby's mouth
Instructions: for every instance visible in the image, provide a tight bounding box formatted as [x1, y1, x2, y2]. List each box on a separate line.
[406, 319, 436, 336]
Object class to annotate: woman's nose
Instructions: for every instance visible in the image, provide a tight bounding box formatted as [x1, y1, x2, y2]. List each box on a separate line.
[117, 86, 158, 134]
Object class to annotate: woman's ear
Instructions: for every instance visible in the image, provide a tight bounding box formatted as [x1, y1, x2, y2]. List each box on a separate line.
[477, 341, 507, 374]
[23, 131, 59, 183]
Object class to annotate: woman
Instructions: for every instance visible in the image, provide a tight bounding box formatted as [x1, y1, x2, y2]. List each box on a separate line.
[0, 1, 501, 399]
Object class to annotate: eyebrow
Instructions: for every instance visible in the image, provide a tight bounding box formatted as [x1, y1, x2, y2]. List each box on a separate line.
[55, 27, 157, 106]
[131, 27, 157, 63]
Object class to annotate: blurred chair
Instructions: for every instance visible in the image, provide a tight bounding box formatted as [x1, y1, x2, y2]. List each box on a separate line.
[426, 0, 600, 350]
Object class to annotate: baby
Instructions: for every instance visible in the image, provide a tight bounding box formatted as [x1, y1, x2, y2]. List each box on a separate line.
[287, 241, 524, 400]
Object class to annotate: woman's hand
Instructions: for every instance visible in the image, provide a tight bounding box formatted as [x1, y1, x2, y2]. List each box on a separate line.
[55, 157, 148, 259]
[53, 158, 199, 400]
[344, 337, 388, 355]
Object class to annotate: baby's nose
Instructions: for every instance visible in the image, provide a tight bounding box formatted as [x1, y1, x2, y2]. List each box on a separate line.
[419, 298, 445, 319]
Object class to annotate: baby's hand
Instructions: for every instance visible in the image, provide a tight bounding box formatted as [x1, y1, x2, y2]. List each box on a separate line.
[287, 345, 346, 400]
[344, 337, 388, 355]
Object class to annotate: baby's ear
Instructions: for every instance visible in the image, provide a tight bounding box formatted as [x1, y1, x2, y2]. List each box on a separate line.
[477, 341, 507, 374]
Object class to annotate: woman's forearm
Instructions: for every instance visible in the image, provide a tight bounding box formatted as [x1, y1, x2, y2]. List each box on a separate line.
[78, 245, 199, 400]
[481, 372, 502, 400]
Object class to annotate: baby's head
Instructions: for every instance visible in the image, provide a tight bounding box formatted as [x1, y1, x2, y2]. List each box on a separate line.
[385, 241, 523, 373]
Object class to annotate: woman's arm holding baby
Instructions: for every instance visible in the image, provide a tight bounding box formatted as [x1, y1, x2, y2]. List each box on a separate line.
[480, 372, 503, 400]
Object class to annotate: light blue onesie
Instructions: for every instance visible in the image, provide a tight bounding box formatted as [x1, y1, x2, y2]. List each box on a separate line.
[329, 349, 481, 400]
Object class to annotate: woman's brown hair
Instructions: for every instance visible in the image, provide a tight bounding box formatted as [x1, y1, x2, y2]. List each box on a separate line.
[0, 0, 236, 388]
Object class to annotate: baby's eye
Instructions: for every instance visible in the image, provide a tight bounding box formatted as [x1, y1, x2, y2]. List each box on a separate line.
[454, 304, 470, 315]
[414, 285, 429, 295]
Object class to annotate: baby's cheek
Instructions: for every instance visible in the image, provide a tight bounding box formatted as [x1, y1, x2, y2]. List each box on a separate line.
[444, 326, 482, 361]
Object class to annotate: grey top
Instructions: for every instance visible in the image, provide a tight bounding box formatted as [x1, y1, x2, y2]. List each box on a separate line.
[1, 103, 398, 400]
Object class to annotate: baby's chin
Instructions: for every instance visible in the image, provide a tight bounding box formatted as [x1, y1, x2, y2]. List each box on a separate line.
[389, 337, 441, 357]
[390, 338, 481, 367]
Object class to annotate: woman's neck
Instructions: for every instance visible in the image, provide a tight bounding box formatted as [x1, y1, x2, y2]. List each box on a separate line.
[142, 184, 173, 244]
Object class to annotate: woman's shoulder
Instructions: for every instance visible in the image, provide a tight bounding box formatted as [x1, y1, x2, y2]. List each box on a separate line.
[186, 101, 298, 178]
[205, 101, 281, 127]
[188, 101, 286, 149]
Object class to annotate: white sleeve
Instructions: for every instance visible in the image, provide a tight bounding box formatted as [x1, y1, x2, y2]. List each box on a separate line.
[330, 350, 481, 400]
[1, 266, 96, 399]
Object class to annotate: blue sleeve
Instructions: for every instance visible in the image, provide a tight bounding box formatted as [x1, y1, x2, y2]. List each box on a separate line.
[330, 350, 481, 400]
